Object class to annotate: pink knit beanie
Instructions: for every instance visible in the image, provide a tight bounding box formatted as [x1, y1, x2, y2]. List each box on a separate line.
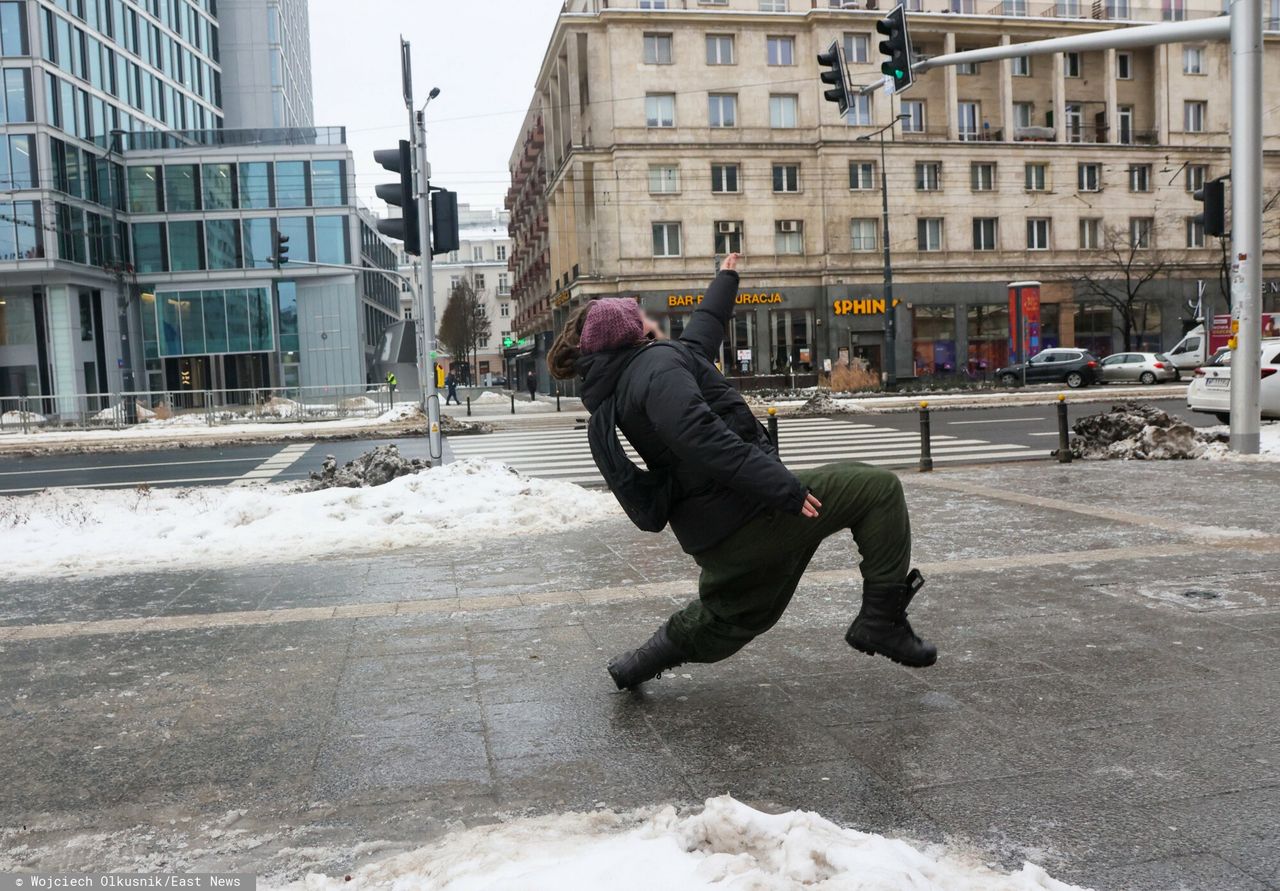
[579, 298, 644, 354]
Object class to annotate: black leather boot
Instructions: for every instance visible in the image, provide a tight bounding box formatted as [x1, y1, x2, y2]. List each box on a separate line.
[845, 569, 937, 668]
[607, 623, 686, 690]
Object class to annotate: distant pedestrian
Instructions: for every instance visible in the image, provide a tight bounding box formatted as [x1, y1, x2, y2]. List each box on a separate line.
[385, 371, 397, 404]
[526, 370, 537, 401]
[547, 253, 936, 691]
[445, 371, 460, 405]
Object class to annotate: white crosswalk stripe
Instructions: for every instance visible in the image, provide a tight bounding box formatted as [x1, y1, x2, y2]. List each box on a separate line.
[447, 417, 1036, 485]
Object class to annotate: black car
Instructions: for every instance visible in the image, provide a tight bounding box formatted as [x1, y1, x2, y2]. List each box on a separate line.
[995, 348, 1101, 389]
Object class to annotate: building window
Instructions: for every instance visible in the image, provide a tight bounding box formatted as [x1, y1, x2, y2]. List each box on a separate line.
[205, 219, 241, 269]
[766, 35, 794, 66]
[916, 162, 941, 191]
[714, 220, 742, 254]
[1012, 56, 1031, 76]
[1118, 105, 1135, 143]
[971, 162, 995, 191]
[1026, 217, 1051, 250]
[239, 161, 272, 209]
[473, 245, 484, 261]
[708, 92, 737, 127]
[1130, 216, 1153, 249]
[849, 161, 875, 190]
[759, 0, 788, 10]
[913, 305, 958, 375]
[957, 57, 978, 75]
[499, 299, 510, 315]
[1013, 102, 1034, 130]
[844, 33, 869, 64]
[770, 309, 814, 372]
[474, 272, 485, 290]
[901, 99, 925, 133]
[774, 220, 803, 254]
[1077, 163, 1101, 192]
[1129, 163, 1151, 192]
[128, 165, 164, 213]
[1186, 216, 1205, 248]
[847, 93, 872, 126]
[0, 67, 30, 122]
[168, 220, 204, 271]
[769, 93, 798, 128]
[312, 160, 345, 207]
[1186, 164, 1206, 192]
[772, 163, 800, 192]
[643, 33, 673, 65]
[315, 215, 348, 265]
[645, 93, 676, 127]
[972, 218, 998, 251]
[498, 274, 509, 294]
[652, 222, 682, 257]
[242, 217, 274, 268]
[1117, 51, 1132, 78]
[1183, 44, 1204, 73]
[711, 163, 740, 193]
[917, 218, 943, 251]
[276, 217, 313, 263]
[851, 218, 878, 251]
[1025, 162, 1047, 191]
[497, 244, 507, 261]
[706, 34, 734, 64]
[1065, 51, 1082, 77]
[1079, 217, 1102, 249]
[1184, 100, 1206, 132]
[957, 101, 980, 141]
[275, 160, 308, 208]
[0, 2, 28, 56]
[132, 222, 166, 273]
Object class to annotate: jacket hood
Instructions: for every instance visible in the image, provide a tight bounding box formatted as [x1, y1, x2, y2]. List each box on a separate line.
[575, 344, 648, 412]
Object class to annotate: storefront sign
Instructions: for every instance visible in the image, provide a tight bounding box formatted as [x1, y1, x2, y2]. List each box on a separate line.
[832, 298, 899, 316]
[668, 292, 785, 308]
[553, 291, 571, 307]
[736, 348, 752, 362]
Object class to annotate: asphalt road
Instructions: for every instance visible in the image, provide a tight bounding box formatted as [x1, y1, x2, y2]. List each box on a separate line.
[0, 398, 1209, 496]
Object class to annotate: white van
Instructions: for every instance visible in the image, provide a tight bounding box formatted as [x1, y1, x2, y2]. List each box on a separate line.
[1165, 327, 1207, 372]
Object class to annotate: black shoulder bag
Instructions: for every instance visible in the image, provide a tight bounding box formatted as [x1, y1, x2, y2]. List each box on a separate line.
[586, 342, 680, 533]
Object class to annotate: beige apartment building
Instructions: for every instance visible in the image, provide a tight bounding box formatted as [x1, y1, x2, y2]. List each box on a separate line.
[506, 0, 1280, 389]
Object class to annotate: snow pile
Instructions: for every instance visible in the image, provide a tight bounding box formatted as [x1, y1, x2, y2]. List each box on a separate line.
[304, 445, 428, 490]
[470, 390, 554, 412]
[798, 390, 849, 415]
[275, 796, 1084, 891]
[1202, 422, 1280, 462]
[0, 459, 618, 578]
[1069, 403, 1227, 460]
[339, 395, 380, 412]
[1, 409, 46, 425]
[91, 402, 157, 422]
[260, 396, 302, 418]
[473, 391, 509, 403]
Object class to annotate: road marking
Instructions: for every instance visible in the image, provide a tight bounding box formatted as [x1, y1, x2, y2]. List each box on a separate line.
[0, 456, 268, 477]
[945, 417, 1045, 425]
[6, 540, 1273, 643]
[230, 443, 314, 486]
[1028, 432, 1064, 437]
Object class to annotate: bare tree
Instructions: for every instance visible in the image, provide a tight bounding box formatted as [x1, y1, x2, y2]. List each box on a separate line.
[1078, 223, 1182, 351]
[437, 278, 490, 385]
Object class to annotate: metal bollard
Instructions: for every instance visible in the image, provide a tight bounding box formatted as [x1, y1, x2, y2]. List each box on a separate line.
[1057, 394, 1072, 464]
[556, 390, 561, 412]
[919, 401, 933, 472]
[510, 393, 516, 415]
[466, 396, 471, 417]
[767, 406, 779, 458]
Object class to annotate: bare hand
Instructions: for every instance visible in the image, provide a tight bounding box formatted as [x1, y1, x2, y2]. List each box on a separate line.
[721, 252, 741, 272]
[800, 491, 822, 518]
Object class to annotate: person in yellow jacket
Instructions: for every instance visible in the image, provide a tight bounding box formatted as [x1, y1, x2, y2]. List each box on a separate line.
[435, 363, 445, 389]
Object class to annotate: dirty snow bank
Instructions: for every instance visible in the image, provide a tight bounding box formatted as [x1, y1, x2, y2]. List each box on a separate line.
[1202, 422, 1280, 461]
[1068, 403, 1226, 460]
[274, 796, 1083, 891]
[0, 459, 619, 578]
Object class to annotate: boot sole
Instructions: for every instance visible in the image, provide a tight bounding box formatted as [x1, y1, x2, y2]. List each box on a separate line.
[847, 636, 938, 668]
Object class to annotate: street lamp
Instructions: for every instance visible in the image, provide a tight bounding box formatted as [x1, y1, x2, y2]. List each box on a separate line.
[105, 127, 138, 421]
[857, 112, 909, 391]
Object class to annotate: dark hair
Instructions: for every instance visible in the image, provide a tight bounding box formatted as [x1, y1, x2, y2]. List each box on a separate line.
[547, 303, 593, 381]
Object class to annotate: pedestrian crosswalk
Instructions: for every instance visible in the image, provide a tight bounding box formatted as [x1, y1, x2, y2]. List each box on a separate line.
[447, 416, 1035, 486]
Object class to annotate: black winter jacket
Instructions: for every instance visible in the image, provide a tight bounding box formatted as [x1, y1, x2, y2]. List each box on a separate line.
[575, 270, 808, 554]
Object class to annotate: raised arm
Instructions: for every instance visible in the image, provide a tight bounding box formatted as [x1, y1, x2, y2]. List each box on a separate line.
[679, 253, 741, 361]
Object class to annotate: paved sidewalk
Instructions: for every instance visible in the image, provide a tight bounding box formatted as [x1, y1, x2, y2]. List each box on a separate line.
[1, 461, 1278, 889]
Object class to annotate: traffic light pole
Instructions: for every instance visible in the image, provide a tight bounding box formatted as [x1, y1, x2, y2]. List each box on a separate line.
[858, 114, 906, 390]
[416, 110, 443, 462]
[1229, 0, 1262, 454]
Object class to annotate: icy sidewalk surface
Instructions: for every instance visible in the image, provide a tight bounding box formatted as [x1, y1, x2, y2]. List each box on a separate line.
[1, 460, 1278, 890]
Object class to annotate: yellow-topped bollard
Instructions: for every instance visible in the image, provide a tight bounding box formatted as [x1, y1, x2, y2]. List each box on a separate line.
[1057, 394, 1072, 463]
[918, 401, 933, 472]
[767, 406, 777, 416]
[920, 400, 929, 409]
[1058, 393, 1066, 402]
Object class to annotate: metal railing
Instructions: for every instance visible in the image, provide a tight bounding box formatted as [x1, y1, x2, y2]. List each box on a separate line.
[0, 384, 399, 434]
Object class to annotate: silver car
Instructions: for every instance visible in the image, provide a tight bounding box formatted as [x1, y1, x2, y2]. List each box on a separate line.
[1098, 352, 1180, 384]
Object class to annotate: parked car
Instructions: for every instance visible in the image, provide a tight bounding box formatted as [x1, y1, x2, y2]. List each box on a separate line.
[995, 349, 1101, 389]
[1186, 340, 1280, 422]
[1097, 352, 1180, 384]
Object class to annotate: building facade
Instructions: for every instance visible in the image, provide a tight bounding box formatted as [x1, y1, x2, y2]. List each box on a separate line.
[216, 0, 313, 130]
[0, 0, 393, 416]
[399, 205, 514, 384]
[507, 0, 1280, 389]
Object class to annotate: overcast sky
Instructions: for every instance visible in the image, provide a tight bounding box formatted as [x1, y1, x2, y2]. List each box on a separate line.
[310, 0, 564, 217]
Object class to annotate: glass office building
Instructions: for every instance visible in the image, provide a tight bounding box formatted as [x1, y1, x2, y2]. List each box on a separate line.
[0, 0, 398, 414]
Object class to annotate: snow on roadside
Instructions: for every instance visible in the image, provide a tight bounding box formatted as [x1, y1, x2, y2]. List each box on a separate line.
[272, 795, 1085, 891]
[0, 459, 619, 579]
[1201, 422, 1280, 461]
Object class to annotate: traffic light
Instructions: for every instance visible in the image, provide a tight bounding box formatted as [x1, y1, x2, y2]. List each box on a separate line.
[817, 40, 853, 116]
[876, 5, 915, 95]
[273, 229, 289, 268]
[431, 189, 460, 256]
[1194, 176, 1227, 238]
[374, 140, 421, 256]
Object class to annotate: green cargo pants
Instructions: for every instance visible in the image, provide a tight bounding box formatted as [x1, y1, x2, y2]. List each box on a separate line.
[665, 461, 911, 664]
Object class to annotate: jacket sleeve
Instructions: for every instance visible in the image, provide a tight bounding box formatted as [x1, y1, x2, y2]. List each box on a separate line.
[678, 270, 739, 361]
[644, 358, 808, 515]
